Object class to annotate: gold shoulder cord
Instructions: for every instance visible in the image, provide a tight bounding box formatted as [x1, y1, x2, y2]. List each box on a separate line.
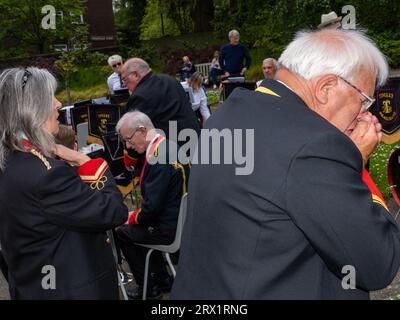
[172, 162, 187, 194]
[30, 149, 51, 170]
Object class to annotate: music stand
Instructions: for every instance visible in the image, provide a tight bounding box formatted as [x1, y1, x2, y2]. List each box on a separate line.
[222, 81, 257, 101]
[109, 89, 130, 105]
[71, 105, 90, 133]
[88, 104, 122, 138]
[58, 108, 68, 125]
[101, 133, 132, 187]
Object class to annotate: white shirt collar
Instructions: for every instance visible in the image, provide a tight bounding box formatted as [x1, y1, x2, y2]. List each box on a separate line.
[276, 80, 295, 93]
[146, 133, 162, 158]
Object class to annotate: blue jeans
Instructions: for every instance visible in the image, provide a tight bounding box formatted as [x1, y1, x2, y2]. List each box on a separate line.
[208, 68, 224, 85]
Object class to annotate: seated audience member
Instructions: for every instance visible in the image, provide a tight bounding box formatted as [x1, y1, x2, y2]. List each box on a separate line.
[187, 72, 211, 125]
[0, 67, 128, 299]
[107, 54, 125, 93]
[116, 111, 189, 300]
[256, 58, 279, 87]
[219, 29, 251, 78]
[54, 124, 77, 150]
[208, 50, 224, 89]
[180, 56, 195, 82]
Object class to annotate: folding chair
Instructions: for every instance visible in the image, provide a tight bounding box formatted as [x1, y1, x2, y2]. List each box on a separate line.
[136, 193, 188, 300]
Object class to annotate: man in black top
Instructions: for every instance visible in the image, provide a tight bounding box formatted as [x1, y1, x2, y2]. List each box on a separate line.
[219, 29, 251, 78]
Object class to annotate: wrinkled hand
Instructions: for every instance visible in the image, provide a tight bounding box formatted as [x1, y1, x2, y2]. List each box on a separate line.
[348, 113, 381, 166]
[54, 144, 91, 166]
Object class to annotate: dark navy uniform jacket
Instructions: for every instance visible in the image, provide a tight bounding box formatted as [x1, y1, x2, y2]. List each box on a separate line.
[0, 150, 128, 299]
[128, 137, 189, 231]
[171, 79, 400, 300]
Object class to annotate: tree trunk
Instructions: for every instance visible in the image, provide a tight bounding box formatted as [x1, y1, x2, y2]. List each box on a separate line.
[191, 0, 214, 33]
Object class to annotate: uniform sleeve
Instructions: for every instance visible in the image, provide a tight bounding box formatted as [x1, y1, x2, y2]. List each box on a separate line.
[135, 164, 180, 225]
[39, 158, 128, 232]
[285, 132, 400, 291]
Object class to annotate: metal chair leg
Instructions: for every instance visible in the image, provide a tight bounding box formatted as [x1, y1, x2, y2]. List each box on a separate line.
[107, 230, 128, 300]
[164, 253, 176, 278]
[143, 248, 154, 300]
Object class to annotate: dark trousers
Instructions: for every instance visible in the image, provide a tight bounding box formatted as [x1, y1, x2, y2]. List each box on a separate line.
[208, 68, 224, 85]
[116, 225, 175, 289]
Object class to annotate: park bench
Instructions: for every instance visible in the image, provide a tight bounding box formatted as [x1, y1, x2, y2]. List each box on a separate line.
[196, 62, 212, 78]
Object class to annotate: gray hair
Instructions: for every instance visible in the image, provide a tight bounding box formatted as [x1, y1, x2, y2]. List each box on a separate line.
[116, 110, 154, 134]
[0, 67, 57, 171]
[108, 54, 123, 66]
[228, 29, 240, 39]
[123, 58, 151, 77]
[278, 29, 389, 86]
[263, 58, 279, 70]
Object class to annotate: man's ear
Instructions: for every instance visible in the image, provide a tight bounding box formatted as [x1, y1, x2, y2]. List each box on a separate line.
[314, 74, 339, 105]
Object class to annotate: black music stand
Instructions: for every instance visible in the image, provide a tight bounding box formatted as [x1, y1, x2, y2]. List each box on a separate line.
[58, 109, 68, 125]
[88, 104, 122, 138]
[71, 105, 90, 133]
[109, 88, 130, 105]
[101, 133, 132, 187]
[221, 81, 257, 101]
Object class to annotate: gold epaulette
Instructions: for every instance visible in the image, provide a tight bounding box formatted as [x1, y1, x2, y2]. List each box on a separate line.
[30, 149, 51, 170]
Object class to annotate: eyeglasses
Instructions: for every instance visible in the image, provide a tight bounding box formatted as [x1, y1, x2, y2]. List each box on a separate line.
[112, 62, 122, 68]
[337, 76, 376, 111]
[120, 126, 143, 143]
[121, 71, 135, 84]
[22, 68, 32, 89]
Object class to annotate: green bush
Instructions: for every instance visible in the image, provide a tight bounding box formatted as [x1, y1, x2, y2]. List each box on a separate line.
[372, 32, 400, 69]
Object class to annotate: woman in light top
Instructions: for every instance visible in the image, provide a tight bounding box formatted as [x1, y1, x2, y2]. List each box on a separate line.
[187, 72, 211, 125]
[208, 51, 224, 89]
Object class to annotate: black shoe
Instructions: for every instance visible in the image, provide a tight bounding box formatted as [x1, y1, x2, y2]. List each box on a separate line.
[127, 285, 162, 300]
[156, 276, 174, 293]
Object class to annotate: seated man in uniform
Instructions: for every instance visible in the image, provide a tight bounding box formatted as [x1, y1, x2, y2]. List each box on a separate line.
[116, 111, 189, 300]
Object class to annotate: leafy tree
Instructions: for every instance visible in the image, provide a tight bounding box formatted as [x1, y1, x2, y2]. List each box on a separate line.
[0, 0, 86, 57]
[113, 0, 147, 47]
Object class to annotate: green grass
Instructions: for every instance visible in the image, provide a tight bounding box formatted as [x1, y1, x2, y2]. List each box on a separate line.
[370, 141, 400, 199]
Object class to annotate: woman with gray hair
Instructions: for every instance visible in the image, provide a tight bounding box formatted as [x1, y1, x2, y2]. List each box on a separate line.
[0, 67, 128, 299]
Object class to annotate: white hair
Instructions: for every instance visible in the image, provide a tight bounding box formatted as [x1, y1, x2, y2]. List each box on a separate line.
[116, 110, 154, 134]
[229, 29, 240, 39]
[0, 67, 57, 171]
[123, 58, 151, 77]
[263, 58, 279, 70]
[278, 29, 389, 86]
[108, 54, 123, 66]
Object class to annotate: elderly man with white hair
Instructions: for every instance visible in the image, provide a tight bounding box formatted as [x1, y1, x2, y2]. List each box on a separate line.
[256, 58, 279, 87]
[219, 29, 252, 78]
[172, 28, 400, 300]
